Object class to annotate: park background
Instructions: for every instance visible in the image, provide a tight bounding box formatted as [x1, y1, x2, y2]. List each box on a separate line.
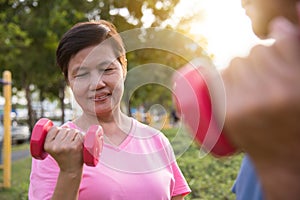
[0, 0, 261, 199]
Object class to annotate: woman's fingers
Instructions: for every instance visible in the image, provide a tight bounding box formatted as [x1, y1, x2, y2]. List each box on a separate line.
[44, 127, 84, 172]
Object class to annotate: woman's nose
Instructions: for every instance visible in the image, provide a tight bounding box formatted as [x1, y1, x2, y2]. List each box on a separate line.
[89, 73, 105, 90]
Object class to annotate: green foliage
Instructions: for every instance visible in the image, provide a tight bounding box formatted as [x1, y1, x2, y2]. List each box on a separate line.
[124, 33, 207, 114]
[162, 128, 243, 200]
[0, 0, 187, 122]
[0, 0, 211, 131]
[0, 157, 31, 200]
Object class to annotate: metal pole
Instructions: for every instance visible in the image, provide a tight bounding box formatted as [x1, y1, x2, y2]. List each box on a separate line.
[3, 70, 11, 188]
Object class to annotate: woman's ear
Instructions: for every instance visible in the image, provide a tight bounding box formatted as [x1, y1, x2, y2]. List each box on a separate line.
[119, 56, 127, 78]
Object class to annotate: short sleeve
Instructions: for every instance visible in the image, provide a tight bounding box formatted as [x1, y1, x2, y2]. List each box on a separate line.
[28, 156, 59, 200]
[157, 132, 191, 197]
[171, 160, 191, 197]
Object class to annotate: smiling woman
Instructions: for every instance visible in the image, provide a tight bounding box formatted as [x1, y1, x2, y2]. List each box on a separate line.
[29, 20, 191, 200]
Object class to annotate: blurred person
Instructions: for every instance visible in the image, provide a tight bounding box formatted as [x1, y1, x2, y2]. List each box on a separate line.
[220, 0, 300, 199]
[174, 0, 300, 199]
[232, 155, 263, 200]
[28, 20, 191, 200]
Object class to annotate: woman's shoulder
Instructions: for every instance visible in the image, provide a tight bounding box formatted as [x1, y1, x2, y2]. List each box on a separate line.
[133, 118, 160, 132]
[131, 118, 169, 142]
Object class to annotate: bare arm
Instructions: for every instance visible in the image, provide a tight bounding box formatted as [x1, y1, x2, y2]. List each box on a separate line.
[171, 195, 185, 200]
[51, 169, 83, 200]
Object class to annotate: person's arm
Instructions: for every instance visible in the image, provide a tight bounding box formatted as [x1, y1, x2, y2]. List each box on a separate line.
[171, 195, 185, 200]
[160, 134, 191, 199]
[44, 126, 85, 200]
[169, 159, 191, 199]
[51, 168, 83, 200]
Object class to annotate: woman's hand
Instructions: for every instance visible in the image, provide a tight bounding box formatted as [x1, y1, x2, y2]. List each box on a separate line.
[44, 126, 84, 173]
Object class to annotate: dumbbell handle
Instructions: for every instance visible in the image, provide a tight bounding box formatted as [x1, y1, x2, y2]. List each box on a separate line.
[30, 118, 103, 167]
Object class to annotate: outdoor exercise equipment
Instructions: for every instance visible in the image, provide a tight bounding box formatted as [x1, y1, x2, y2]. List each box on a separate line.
[30, 118, 103, 166]
[173, 62, 236, 156]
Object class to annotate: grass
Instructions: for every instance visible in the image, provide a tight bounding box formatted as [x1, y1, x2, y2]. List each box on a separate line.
[162, 128, 243, 200]
[0, 142, 31, 200]
[11, 143, 30, 151]
[0, 129, 243, 200]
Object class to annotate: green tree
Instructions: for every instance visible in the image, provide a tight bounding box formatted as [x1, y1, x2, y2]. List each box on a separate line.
[1, 0, 209, 131]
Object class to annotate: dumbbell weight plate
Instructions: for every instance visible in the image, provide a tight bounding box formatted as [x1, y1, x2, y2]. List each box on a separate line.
[30, 118, 54, 160]
[173, 63, 236, 156]
[31, 118, 104, 166]
[83, 125, 104, 166]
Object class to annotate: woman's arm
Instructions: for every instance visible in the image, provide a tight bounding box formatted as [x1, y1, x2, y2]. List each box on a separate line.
[51, 169, 83, 200]
[171, 195, 185, 200]
[44, 126, 85, 200]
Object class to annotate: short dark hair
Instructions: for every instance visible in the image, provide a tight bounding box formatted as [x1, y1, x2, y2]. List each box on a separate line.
[56, 20, 126, 82]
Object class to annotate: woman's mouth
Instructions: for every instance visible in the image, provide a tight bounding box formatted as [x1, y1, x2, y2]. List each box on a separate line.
[92, 94, 110, 101]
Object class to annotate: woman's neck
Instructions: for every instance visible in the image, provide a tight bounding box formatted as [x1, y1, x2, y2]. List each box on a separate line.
[74, 110, 132, 138]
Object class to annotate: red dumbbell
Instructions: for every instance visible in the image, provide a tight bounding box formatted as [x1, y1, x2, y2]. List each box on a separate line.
[30, 118, 104, 166]
[173, 61, 236, 157]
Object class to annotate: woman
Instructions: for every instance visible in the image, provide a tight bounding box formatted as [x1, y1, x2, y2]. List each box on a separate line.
[28, 20, 191, 200]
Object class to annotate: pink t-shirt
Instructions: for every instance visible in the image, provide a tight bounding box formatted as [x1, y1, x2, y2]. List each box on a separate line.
[29, 118, 191, 199]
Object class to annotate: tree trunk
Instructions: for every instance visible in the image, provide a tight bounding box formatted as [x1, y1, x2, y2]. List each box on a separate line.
[25, 83, 35, 138]
[59, 80, 66, 124]
[40, 89, 45, 118]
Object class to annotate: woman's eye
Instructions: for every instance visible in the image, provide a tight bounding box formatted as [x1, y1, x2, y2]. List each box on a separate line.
[99, 67, 114, 73]
[105, 68, 113, 72]
[74, 72, 88, 78]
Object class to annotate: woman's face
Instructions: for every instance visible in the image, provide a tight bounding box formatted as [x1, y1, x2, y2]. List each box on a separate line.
[241, 0, 295, 38]
[67, 43, 125, 117]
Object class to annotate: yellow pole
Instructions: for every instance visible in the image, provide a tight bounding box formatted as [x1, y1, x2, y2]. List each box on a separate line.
[3, 70, 11, 188]
[163, 114, 171, 129]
